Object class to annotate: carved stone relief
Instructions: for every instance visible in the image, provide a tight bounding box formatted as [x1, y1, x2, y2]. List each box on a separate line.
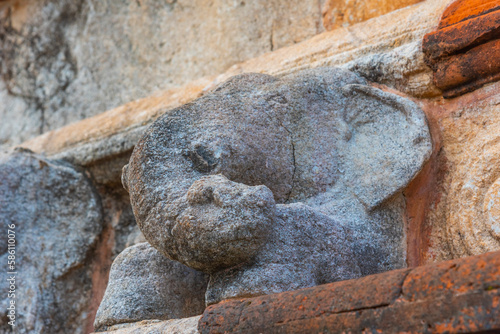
[431, 96, 500, 260]
[94, 243, 208, 331]
[0, 149, 103, 334]
[121, 67, 432, 304]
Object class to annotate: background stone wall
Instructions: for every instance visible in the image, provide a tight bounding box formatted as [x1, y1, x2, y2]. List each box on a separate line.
[0, 0, 324, 147]
[0, 0, 424, 148]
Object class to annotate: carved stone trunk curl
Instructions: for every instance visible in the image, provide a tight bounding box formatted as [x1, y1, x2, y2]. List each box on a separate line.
[444, 104, 500, 258]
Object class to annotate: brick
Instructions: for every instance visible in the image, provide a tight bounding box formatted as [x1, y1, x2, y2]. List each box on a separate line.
[273, 290, 500, 334]
[422, 10, 500, 63]
[402, 250, 500, 302]
[422, 0, 500, 98]
[433, 39, 500, 93]
[199, 251, 500, 334]
[438, 0, 500, 28]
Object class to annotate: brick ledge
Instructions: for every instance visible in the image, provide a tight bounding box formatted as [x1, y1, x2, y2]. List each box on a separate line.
[199, 250, 500, 333]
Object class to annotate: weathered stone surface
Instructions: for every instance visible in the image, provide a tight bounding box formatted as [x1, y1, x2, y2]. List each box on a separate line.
[0, 0, 435, 151]
[199, 250, 500, 334]
[4, 0, 500, 331]
[168, 175, 277, 274]
[124, 225, 147, 249]
[93, 316, 201, 334]
[422, 0, 500, 97]
[85, 186, 144, 333]
[19, 0, 452, 184]
[0, 149, 103, 333]
[124, 67, 431, 304]
[211, 0, 452, 98]
[94, 243, 208, 332]
[206, 202, 362, 305]
[21, 77, 214, 185]
[2, 0, 500, 331]
[416, 83, 500, 262]
[0, 0, 326, 148]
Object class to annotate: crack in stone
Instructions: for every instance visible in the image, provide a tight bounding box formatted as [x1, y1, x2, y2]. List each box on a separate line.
[259, 104, 296, 203]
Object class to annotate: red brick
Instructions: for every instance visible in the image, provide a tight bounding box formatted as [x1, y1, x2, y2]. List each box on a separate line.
[438, 0, 500, 29]
[402, 250, 500, 303]
[433, 39, 500, 93]
[198, 251, 500, 334]
[423, 10, 500, 63]
[422, 0, 500, 98]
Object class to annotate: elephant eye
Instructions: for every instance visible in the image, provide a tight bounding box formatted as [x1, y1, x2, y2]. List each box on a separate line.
[183, 145, 219, 173]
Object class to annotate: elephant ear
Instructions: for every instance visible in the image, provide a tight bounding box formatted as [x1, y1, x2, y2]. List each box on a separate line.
[339, 84, 432, 211]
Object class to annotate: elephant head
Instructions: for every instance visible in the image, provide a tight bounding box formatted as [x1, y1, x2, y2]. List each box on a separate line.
[123, 67, 432, 295]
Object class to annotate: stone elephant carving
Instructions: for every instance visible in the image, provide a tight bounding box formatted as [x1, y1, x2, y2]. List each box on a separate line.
[123, 67, 432, 305]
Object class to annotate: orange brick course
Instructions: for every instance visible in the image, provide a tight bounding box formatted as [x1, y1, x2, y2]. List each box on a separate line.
[422, 0, 500, 98]
[199, 250, 500, 333]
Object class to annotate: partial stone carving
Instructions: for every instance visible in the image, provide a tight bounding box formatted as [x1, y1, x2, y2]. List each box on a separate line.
[0, 149, 103, 334]
[446, 121, 500, 257]
[95, 316, 201, 334]
[417, 93, 500, 263]
[206, 199, 362, 304]
[199, 250, 500, 334]
[94, 243, 208, 332]
[123, 67, 432, 304]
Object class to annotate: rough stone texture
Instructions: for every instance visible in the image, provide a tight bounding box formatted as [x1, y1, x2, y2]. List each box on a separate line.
[20, 77, 214, 185]
[124, 225, 147, 249]
[0, 0, 326, 148]
[19, 0, 452, 185]
[85, 187, 144, 334]
[93, 316, 200, 334]
[422, 0, 500, 98]
[6, 0, 500, 328]
[199, 250, 500, 334]
[210, 0, 452, 98]
[99, 187, 142, 259]
[0, 149, 103, 333]
[124, 67, 431, 304]
[415, 81, 500, 262]
[167, 175, 277, 274]
[0, 0, 430, 149]
[94, 243, 208, 332]
[206, 201, 362, 305]
[4, 1, 444, 330]
[3, 0, 500, 332]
